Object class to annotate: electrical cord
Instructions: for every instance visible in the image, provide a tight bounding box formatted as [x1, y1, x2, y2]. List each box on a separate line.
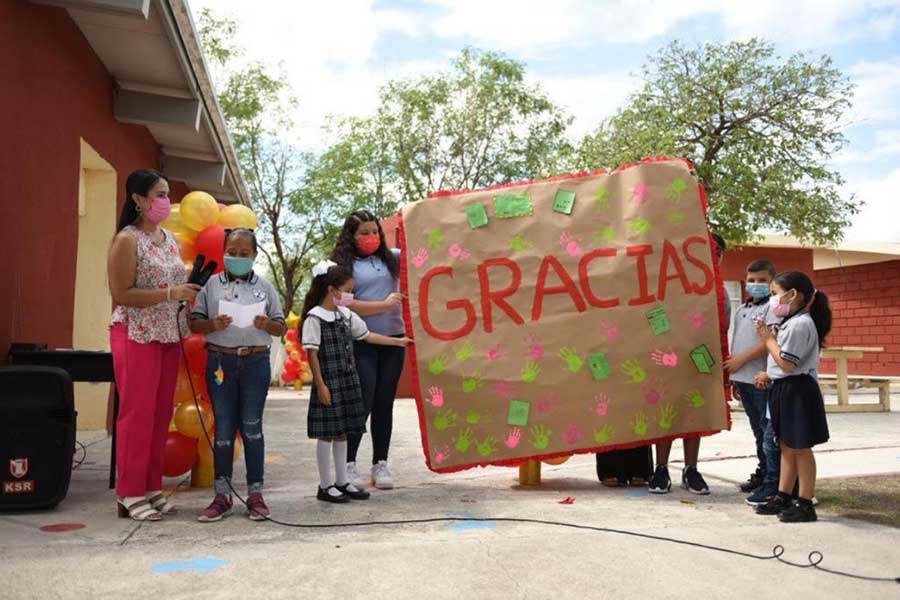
[174, 306, 899, 586]
[72, 441, 87, 470]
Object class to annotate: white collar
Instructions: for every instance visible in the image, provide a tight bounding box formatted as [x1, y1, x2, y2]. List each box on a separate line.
[308, 306, 351, 322]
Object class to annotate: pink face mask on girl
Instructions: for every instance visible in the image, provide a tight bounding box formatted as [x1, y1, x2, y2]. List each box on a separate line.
[335, 292, 354, 308]
[144, 197, 172, 224]
[769, 292, 793, 318]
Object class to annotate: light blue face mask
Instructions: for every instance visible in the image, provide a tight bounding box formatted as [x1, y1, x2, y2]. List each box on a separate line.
[224, 255, 254, 277]
[746, 282, 770, 299]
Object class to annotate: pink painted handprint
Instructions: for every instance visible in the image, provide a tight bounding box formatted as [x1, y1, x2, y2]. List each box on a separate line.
[412, 248, 429, 268]
[594, 393, 610, 416]
[434, 446, 451, 465]
[486, 343, 508, 361]
[643, 380, 669, 405]
[448, 243, 471, 261]
[505, 427, 522, 449]
[651, 347, 679, 367]
[631, 182, 648, 206]
[494, 381, 516, 400]
[537, 392, 559, 415]
[524, 333, 545, 360]
[687, 312, 705, 330]
[565, 424, 585, 445]
[598, 321, 621, 342]
[426, 386, 444, 408]
[559, 232, 582, 257]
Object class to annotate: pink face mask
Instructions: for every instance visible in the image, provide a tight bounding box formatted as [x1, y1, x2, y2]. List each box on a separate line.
[335, 292, 354, 308]
[144, 197, 171, 224]
[769, 292, 793, 318]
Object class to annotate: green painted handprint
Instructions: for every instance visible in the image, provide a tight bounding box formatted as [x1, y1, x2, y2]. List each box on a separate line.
[628, 218, 651, 235]
[521, 360, 541, 383]
[466, 410, 482, 425]
[454, 428, 475, 452]
[620, 359, 647, 384]
[593, 425, 615, 445]
[668, 211, 685, 225]
[530, 425, 552, 450]
[476, 436, 499, 457]
[592, 225, 616, 243]
[558, 347, 583, 373]
[455, 341, 475, 362]
[667, 178, 687, 203]
[433, 409, 457, 432]
[594, 188, 609, 207]
[428, 229, 445, 252]
[632, 413, 649, 436]
[462, 371, 484, 394]
[685, 390, 705, 408]
[428, 354, 449, 375]
[657, 402, 678, 430]
[509, 234, 533, 251]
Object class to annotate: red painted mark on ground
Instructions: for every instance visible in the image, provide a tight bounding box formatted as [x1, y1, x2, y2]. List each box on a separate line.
[558, 496, 575, 505]
[40, 523, 85, 533]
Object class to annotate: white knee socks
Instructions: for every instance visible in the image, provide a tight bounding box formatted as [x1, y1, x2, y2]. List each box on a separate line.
[333, 440, 348, 487]
[317, 440, 333, 490]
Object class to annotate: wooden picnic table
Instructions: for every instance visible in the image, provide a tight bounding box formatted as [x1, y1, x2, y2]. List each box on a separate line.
[819, 346, 885, 410]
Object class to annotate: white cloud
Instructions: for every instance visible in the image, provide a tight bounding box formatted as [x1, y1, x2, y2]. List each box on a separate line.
[531, 72, 640, 139]
[845, 167, 900, 242]
[846, 60, 900, 125]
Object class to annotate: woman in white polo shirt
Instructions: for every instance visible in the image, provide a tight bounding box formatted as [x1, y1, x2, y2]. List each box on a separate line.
[190, 228, 285, 522]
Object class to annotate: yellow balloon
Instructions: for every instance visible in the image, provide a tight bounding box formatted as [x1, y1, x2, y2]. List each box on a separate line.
[234, 437, 243, 461]
[180, 191, 219, 232]
[197, 434, 214, 463]
[173, 401, 215, 439]
[190, 455, 215, 488]
[219, 204, 258, 229]
[300, 370, 313, 384]
[293, 379, 303, 391]
[285, 311, 300, 331]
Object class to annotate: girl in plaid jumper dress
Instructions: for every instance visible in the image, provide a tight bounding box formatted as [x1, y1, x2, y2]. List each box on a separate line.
[300, 262, 412, 503]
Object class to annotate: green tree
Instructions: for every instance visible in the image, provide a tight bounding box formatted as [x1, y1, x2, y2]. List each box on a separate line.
[198, 9, 339, 313]
[576, 39, 857, 244]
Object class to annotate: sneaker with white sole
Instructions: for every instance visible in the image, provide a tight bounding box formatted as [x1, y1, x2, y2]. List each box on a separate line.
[648, 465, 671, 494]
[346, 461, 364, 489]
[681, 465, 710, 495]
[371, 461, 394, 490]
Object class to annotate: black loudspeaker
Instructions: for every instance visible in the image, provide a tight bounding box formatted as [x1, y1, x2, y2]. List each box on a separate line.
[0, 366, 76, 510]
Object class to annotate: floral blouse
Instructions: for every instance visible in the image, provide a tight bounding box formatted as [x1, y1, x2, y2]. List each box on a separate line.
[110, 226, 188, 343]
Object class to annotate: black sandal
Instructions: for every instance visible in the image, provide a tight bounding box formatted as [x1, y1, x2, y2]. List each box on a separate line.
[317, 486, 350, 504]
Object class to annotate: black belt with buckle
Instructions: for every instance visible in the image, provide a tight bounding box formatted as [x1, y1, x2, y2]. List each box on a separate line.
[207, 344, 269, 356]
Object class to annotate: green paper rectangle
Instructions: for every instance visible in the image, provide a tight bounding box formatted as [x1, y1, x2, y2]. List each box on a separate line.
[507, 399, 531, 426]
[690, 345, 715, 374]
[495, 194, 533, 218]
[646, 306, 671, 335]
[553, 190, 576, 215]
[587, 353, 610, 381]
[466, 203, 489, 229]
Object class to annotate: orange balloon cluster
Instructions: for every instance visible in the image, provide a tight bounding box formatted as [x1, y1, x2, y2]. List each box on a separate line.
[161, 191, 258, 273]
[281, 329, 312, 389]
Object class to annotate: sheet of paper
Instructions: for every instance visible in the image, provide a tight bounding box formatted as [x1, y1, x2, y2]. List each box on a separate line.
[218, 300, 266, 329]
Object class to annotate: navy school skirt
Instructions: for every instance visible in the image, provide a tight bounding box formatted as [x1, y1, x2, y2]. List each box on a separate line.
[770, 374, 829, 449]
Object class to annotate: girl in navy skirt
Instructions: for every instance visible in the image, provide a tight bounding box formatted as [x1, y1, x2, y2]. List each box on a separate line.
[300, 261, 412, 503]
[753, 271, 831, 522]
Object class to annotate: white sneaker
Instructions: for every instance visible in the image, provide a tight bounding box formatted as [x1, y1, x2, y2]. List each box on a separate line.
[371, 461, 394, 490]
[346, 462, 364, 489]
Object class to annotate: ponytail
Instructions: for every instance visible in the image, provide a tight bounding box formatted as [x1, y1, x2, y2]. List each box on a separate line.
[773, 271, 832, 347]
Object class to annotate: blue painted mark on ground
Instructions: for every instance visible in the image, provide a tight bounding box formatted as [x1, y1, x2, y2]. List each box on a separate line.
[625, 489, 649, 497]
[447, 520, 496, 531]
[153, 557, 230, 574]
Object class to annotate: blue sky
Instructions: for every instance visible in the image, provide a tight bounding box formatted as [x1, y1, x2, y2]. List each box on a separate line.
[191, 0, 900, 243]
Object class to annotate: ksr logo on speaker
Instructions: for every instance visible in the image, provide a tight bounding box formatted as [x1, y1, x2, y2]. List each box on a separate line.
[9, 458, 28, 479]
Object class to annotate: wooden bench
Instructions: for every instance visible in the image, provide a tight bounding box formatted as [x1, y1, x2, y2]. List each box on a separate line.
[817, 374, 893, 413]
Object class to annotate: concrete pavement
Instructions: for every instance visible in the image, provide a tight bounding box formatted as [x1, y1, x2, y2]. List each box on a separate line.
[1, 388, 898, 599]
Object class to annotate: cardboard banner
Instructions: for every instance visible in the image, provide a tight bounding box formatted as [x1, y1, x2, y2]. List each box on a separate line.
[399, 158, 730, 473]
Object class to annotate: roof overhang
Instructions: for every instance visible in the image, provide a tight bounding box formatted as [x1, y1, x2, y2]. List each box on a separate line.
[32, 0, 249, 205]
[743, 234, 900, 270]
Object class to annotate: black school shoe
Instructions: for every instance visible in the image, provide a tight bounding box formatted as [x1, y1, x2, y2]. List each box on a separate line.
[779, 499, 818, 523]
[317, 486, 350, 504]
[682, 466, 710, 495]
[740, 472, 764, 493]
[756, 493, 791, 515]
[336, 483, 371, 500]
[648, 465, 672, 494]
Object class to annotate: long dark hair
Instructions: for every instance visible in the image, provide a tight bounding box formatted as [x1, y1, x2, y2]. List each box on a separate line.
[116, 169, 168, 233]
[330, 210, 400, 279]
[773, 271, 832, 347]
[300, 264, 354, 328]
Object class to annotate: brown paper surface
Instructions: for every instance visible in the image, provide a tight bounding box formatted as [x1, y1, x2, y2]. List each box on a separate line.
[399, 159, 729, 472]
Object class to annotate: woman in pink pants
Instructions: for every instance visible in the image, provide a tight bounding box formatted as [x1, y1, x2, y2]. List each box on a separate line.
[107, 169, 200, 521]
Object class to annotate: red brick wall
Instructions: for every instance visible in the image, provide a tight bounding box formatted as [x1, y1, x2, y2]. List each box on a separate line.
[815, 260, 900, 377]
[721, 246, 814, 283]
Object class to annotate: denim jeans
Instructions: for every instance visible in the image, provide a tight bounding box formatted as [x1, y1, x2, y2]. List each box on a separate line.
[762, 412, 780, 488]
[736, 382, 767, 477]
[347, 339, 406, 464]
[206, 351, 271, 495]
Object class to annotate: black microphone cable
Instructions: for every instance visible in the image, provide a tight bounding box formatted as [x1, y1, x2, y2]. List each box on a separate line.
[173, 305, 898, 586]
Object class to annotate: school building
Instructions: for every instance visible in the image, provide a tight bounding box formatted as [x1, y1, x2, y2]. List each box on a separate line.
[1, 0, 249, 428]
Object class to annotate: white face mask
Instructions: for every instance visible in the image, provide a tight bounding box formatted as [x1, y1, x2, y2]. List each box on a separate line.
[334, 291, 354, 308]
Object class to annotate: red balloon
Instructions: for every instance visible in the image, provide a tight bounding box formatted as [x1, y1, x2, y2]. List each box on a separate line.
[284, 358, 300, 373]
[182, 333, 208, 376]
[194, 226, 226, 274]
[163, 431, 199, 477]
[281, 371, 297, 383]
[285, 329, 298, 342]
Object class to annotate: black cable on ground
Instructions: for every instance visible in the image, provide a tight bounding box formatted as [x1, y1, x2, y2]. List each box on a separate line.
[72, 441, 87, 470]
[174, 307, 899, 586]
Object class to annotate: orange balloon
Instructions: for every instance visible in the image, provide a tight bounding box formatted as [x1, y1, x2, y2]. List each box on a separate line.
[542, 455, 570, 466]
[173, 401, 215, 439]
[300, 370, 313, 384]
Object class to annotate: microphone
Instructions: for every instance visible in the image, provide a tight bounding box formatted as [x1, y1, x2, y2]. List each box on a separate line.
[178, 254, 218, 309]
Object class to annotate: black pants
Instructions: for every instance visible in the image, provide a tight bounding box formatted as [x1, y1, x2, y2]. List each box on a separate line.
[347, 338, 406, 464]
